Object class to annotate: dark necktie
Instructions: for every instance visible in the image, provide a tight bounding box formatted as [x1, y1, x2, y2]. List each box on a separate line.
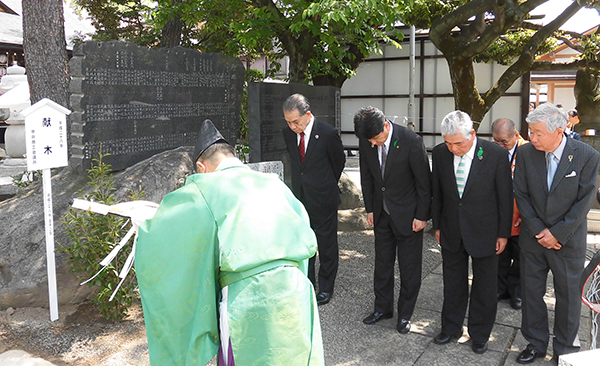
[299, 132, 305, 164]
[381, 144, 389, 214]
[381, 143, 387, 178]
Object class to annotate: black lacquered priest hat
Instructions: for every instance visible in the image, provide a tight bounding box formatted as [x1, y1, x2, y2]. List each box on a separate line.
[193, 119, 228, 162]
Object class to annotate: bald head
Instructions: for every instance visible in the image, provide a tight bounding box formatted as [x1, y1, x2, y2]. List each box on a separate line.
[491, 118, 519, 150]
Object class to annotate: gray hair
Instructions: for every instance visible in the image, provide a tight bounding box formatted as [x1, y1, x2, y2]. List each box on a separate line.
[283, 93, 311, 116]
[441, 110, 473, 139]
[526, 103, 567, 132]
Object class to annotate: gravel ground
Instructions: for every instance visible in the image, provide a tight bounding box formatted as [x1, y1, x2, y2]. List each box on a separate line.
[0, 300, 150, 365]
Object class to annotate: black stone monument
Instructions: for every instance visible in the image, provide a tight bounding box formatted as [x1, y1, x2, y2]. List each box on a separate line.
[247, 82, 341, 183]
[69, 41, 244, 173]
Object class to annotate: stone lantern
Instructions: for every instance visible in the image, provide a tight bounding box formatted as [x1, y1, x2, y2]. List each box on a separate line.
[0, 62, 31, 158]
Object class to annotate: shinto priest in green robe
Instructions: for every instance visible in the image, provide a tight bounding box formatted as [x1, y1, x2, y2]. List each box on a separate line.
[135, 120, 324, 366]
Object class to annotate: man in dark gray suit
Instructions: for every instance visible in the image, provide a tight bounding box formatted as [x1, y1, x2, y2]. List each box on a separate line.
[514, 103, 600, 363]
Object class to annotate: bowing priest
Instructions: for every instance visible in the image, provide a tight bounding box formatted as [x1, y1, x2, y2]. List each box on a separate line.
[135, 119, 324, 366]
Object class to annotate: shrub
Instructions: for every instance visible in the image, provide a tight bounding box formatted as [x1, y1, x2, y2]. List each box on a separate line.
[59, 152, 144, 321]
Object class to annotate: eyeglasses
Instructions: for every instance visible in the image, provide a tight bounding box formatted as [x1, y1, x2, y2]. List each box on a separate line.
[492, 134, 516, 147]
[493, 139, 511, 146]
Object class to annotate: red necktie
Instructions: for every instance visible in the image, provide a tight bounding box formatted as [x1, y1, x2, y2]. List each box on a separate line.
[299, 132, 306, 164]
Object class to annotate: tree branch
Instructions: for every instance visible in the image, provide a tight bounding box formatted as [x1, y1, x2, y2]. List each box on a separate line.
[516, 0, 549, 15]
[463, 12, 487, 41]
[557, 36, 585, 52]
[249, 0, 308, 60]
[520, 20, 585, 38]
[461, 0, 548, 57]
[484, 1, 583, 105]
[461, 11, 511, 57]
[429, 0, 492, 52]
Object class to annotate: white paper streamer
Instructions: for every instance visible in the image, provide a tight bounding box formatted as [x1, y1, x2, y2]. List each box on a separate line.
[71, 199, 159, 301]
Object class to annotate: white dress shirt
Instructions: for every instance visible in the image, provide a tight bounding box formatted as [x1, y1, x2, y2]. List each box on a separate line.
[453, 137, 477, 179]
[296, 115, 315, 154]
[378, 121, 394, 167]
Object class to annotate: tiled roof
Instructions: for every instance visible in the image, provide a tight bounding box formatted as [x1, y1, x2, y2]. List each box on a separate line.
[0, 0, 95, 48]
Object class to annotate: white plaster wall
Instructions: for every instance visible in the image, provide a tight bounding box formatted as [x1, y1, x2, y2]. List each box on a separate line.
[341, 39, 524, 148]
[553, 87, 576, 110]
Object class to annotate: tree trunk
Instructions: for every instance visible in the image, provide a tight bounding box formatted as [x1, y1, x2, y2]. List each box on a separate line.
[161, 0, 183, 48]
[287, 49, 311, 84]
[22, 0, 70, 108]
[161, 19, 183, 47]
[312, 74, 346, 88]
[447, 57, 487, 129]
[574, 67, 600, 133]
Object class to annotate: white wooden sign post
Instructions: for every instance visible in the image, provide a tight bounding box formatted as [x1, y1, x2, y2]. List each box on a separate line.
[23, 98, 71, 321]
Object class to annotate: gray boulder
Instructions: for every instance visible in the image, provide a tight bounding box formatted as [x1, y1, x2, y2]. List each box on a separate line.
[0, 146, 368, 309]
[338, 207, 371, 231]
[0, 147, 195, 309]
[338, 172, 361, 210]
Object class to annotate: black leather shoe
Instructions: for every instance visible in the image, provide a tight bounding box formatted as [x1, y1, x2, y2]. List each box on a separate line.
[517, 345, 546, 364]
[433, 331, 462, 345]
[511, 297, 523, 310]
[362, 311, 393, 325]
[316, 292, 331, 306]
[397, 319, 411, 334]
[472, 341, 488, 354]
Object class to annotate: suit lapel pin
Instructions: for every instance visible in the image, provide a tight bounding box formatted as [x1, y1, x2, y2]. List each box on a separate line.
[315, 134, 319, 140]
[477, 147, 484, 160]
[394, 140, 398, 148]
[568, 155, 573, 162]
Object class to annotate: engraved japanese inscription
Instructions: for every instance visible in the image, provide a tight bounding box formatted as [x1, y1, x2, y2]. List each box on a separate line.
[70, 41, 244, 173]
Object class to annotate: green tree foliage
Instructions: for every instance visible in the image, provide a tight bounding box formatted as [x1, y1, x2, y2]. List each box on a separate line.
[403, 0, 600, 126]
[59, 153, 144, 322]
[73, 0, 412, 87]
[205, 0, 412, 86]
[71, 0, 159, 45]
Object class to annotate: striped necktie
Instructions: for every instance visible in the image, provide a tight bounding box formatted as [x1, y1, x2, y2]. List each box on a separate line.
[456, 156, 466, 198]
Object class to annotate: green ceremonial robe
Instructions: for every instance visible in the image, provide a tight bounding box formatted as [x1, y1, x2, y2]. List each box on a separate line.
[136, 158, 324, 366]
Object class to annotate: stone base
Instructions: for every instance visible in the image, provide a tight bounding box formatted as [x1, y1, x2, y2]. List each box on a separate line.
[4, 124, 25, 158]
[0, 350, 57, 366]
[589, 209, 600, 233]
[0, 157, 27, 200]
[559, 348, 600, 366]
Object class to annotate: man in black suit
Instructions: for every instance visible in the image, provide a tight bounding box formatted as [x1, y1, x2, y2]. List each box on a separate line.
[282, 93, 345, 306]
[431, 110, 513, 354]
[353, 106, 431, 334]
[513, 103, 600, 363]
